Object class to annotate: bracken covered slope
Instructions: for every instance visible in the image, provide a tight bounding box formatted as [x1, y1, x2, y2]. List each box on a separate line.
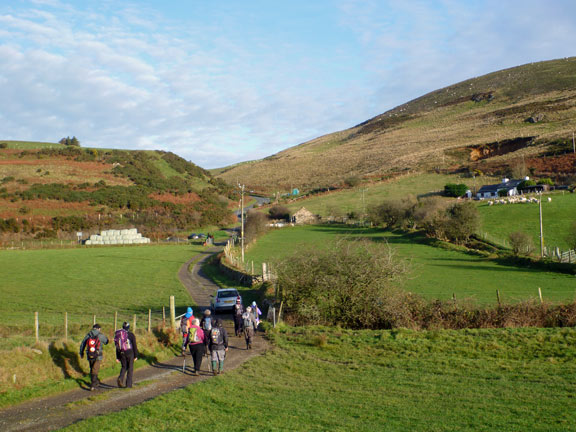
[217, 57, 576, 192]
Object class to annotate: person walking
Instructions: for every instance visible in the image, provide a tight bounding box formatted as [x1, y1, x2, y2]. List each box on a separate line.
[242, 306, 257, 350]
[79, 323, 109, 391]
[200, 309, 213, 332]
[233, 297, 244, 337]
[251, 301, 262, 329]
[207, 318, 228, 375]
[180, 307, 194, 354]
[115, 322, 139, 388]
[187, 318, 207, 375]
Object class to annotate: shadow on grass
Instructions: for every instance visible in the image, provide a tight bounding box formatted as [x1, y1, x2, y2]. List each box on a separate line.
[48, 341, 85, 380]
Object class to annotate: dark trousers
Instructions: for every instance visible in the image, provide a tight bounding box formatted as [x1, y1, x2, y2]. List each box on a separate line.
[234, 315, 243, 336]
[118, 350, 135, 388]
[188, 343, 205, 372]
[88, 358, 101, 387]
[244, 327, 254, 347]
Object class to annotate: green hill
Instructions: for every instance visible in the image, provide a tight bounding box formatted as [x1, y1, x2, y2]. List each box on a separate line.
[0, 141, 235, 240]
[217, 57, 576, 193]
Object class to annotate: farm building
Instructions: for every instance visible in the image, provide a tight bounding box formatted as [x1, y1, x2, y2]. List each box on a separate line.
[476, 178, 524, 199]
[292, 207, 319, 225]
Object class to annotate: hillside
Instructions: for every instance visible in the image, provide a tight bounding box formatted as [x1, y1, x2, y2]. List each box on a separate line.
[0, 141, 235, 240]
[217, 57, 576, 193]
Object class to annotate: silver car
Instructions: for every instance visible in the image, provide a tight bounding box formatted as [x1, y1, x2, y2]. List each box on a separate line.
[210, 288, 241, 313]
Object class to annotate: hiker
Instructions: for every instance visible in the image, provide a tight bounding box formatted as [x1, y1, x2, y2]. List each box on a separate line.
[200, 309, 213, 333]
[207, 318, 228, 375]
[115, 322, 139, 388]
[251, 301, 262, 329]
[233, 297, 244, 337]
[79, 323, 109, 391]
[180, 307, 195, 353]
[242, 306, 257, 350]
[187, 318, 207, 375]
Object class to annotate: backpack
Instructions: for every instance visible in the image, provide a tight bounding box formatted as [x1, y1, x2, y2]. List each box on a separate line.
[86, 335, 101, 360]
[234, 304, 243, 316]
[188, 327, 202, 343]
[114, 329, 132, 352]
[180, 316, 188, 335]
[203, 317, 212, 331]
[210, 327, 222, 345]
[242, 312, 253, 330]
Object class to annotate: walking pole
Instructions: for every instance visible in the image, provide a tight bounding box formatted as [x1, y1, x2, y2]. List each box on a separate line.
[182, 355, 186, 373]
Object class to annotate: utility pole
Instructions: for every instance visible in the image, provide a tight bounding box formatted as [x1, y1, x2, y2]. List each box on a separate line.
[238, 183, 245, 263]
[539, 193, 544, 258]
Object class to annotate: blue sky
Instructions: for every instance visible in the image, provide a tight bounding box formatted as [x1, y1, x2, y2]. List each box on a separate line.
[1, 0, 575, 168]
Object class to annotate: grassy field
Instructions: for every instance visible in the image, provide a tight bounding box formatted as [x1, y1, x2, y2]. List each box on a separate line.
[477, 192, 576, 250]
[0, 244, 205, 334]
[282, 173, 498, 217]
[63, 325, 576, 431]
[0, 140, 64, 149]
[245, 225, 576, 304]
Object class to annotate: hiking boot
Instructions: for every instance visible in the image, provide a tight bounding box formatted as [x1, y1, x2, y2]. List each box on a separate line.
[117, 378, 124, 388]
[249, 343, 252, 349]
[213, 370, 218, 376]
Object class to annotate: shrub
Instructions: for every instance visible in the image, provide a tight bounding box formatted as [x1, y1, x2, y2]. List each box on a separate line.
[244, 210, 269, 243]
[275, 239, 411, 329]
[344, 176, 361, 188]
[443, 202, 480, 244]
[537, 178, 554, 186]
[268, 205, 290, 221]
[508, 231, 535, 256]
[443, 183, 468, 197]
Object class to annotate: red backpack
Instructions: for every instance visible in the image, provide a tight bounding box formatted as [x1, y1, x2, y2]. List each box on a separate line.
[86, 335, 101, 360]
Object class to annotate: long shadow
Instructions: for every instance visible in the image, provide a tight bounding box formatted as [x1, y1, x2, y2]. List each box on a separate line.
[48, 341, 85, 380]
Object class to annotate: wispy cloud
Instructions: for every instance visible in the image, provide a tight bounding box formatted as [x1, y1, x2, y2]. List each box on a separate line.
[0, 0, 575, 168]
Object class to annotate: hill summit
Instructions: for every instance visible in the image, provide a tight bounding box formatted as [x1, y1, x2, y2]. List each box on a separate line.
[216, 57, 576, 193]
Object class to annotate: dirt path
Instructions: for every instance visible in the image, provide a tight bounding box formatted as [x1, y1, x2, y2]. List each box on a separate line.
[0, 247, 267, 432]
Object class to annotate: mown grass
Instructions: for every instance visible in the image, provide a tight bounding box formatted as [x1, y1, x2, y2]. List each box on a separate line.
[0, 244, 204, 333]
[62, 326, 576, 431]
[0, 140, 64, 149]
[477, 192, 576, 250]
[245, 225, 576, 304]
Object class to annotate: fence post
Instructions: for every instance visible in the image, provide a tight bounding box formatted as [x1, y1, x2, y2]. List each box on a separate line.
[35, 312, 39, 343]
[538, 287, 543, 304]
[496, 290, 501, 306]
[170, 296, 176, 330]
[93, 315, 96, 326]
[133, 314, 137, 332]
[162, 306, 166, 328]
[148, 309, 151, 333]
[114, 311, 118, 330]
[65, 312, 68, 342]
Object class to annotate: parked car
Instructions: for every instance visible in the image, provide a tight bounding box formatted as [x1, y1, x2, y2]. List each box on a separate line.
[210, 288, 241, 313]
[188, 233, 207, 240]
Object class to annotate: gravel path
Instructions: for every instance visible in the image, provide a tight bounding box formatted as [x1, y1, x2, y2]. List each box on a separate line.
[0, 247, 267, 432]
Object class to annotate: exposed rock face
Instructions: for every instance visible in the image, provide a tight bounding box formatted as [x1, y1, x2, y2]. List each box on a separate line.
[471, 92, 494, 102]
[526, 113, 545, 123]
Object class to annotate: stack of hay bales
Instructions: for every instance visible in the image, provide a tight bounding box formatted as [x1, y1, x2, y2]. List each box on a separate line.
[84, 228, 151, 245]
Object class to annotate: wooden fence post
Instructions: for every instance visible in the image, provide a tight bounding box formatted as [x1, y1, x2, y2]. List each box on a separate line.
[162, 306, 166, 328]
[148, 309, 151, 333]
[65, 312, 68, 342]
[496, 290, 501, 305]
[35, 312, 39, 343]
[133, 314, 137, 332]
[170, 296, 176, 330]
[114, 311, 118, 330]
[538, 287, 543, 304]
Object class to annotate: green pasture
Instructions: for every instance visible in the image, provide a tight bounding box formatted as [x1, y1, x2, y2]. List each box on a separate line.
[0, 140, 64, 149]
[284, 173, 497, 217]
[0, 244, 205, 332]
[477, 192, 576, 250]
[64, 326, 576, 431]
[245, 225, 576, 304]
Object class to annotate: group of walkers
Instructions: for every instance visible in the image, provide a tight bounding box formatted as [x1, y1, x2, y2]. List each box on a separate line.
[79, 321, 138, 391]
[78, 298, 262, 391]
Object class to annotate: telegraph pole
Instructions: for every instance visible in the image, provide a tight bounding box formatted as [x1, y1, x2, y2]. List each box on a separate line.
[539, 193, 544, 258]
[238, 183, 245, 263]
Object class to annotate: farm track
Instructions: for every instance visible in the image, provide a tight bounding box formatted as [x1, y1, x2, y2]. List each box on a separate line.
[0, 246, 267, 431]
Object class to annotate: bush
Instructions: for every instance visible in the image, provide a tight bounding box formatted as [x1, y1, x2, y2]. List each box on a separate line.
[537, 178, 554, 186]
[275, 239, 410, 329]
[244, 210, 269, 243]
[344, 176, 361, 188]
[508, 231, 534, 256]
[443, 202, 480, 244]
[443, 183, 468, 197]
[268, 205, 290, 221]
